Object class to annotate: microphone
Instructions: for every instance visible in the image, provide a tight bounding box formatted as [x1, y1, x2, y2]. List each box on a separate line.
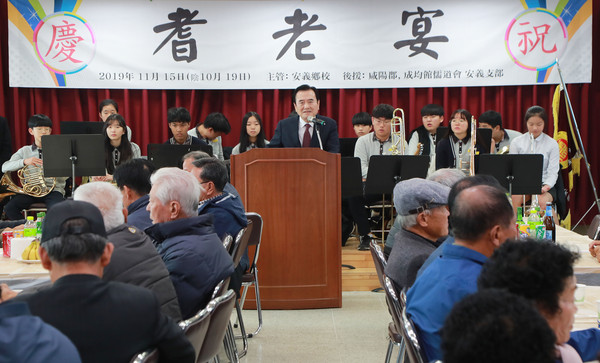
[307, 116, 326, 125]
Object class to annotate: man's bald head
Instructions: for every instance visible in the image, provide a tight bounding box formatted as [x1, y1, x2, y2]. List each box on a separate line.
[450, 185, 515, 243]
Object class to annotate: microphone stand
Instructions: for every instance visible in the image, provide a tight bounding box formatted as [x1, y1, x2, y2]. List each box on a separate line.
[555, 58, 600, 227]
[315, 123, 324, 150]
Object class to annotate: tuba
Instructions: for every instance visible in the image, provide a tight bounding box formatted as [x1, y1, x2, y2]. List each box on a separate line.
[389, 108, 406, 155]
[0, 165, 56, 197]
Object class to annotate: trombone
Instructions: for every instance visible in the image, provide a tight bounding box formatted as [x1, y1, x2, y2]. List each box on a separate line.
[389, 108, 406, 155]
[469, 116, 476, 176]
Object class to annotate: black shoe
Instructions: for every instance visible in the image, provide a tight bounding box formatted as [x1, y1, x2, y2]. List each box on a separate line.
[357, 235, 371, 251]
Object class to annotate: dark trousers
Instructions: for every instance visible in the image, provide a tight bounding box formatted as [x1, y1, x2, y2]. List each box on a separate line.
[4, 191, 64, 220]
[347, 193, 381, 237]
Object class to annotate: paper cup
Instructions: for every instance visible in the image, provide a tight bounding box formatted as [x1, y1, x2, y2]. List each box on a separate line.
[9, 237, 36, 260]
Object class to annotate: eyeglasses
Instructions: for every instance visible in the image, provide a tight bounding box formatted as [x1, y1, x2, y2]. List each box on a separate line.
[200, 181, 210, 185]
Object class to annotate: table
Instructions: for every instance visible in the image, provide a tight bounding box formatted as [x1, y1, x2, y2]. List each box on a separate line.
[557, 226, 600, 274]
[0, 250, 47, 279]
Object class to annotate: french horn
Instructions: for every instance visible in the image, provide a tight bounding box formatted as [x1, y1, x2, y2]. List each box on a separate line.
[0, 165, 56, 197]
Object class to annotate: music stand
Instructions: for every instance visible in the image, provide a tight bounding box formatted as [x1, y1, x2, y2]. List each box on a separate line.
[41, 135, 106, 191]
[60, 121, 104, 135]
[341, 157, 363, 197]
[339, 138, 358, 157]
[477, 128, 492, 150]
[364, 155, 430, 243]
[477, 154, 543, 195]
[147, 143, 213, 169]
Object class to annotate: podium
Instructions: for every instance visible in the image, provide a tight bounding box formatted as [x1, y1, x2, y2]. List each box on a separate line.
[231, 148, 341, 309]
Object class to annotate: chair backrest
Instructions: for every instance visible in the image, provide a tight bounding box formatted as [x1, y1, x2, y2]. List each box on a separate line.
[211, 277, 231, 300]
[129, 348, 159, 363]
[197, 290, 236, 363]
[383, 275, 425, 363]
[230, 220, 253, 267]
[222, 233, 233, 252]
[245, 212, 263, 272]
[178, 303, 212, 362]
[369, 239, 387, 288]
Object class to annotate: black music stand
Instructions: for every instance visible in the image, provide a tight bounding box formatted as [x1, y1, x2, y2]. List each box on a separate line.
[364, 155, 430, 195]
[477, 154, 543, 195]
[364, 155, 430, 243]
[41, 135, 106, 191]
[341, 157, 363, 197]
[147, 143, 213, 169]
[339, 138, 358, 157]
[477, 128, 493, 152]
[60, 121, 104, 135]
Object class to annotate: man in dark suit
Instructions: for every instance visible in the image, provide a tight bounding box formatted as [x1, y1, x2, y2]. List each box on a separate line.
[6, 200, 194, 363]
[269, 84, 340, 153]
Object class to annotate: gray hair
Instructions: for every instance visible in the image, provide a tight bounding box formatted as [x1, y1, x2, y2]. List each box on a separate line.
[427, 168, 466, 188]
[73, 182, 124, 231]
[182, 150, 211, 162]
[398, 209, 431, 228]
[150, 167, 200, 218]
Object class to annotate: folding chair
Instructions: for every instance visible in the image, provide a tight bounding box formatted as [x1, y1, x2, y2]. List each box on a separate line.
[178, 302, 212, 362]
[383, 276, 426, 363]
[129, 348, 159, 363]
[227, 224, 253, 358]
[370, 241, 405, 363]
[196, 290, 237, 363]
[238, 212, 264, 338]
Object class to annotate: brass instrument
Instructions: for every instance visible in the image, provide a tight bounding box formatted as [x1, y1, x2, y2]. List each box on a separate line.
[0, 165, 56, 197]
[497, 145, 510, 154]
[389, 108, 406, 155]
[469, 116, 476, 176]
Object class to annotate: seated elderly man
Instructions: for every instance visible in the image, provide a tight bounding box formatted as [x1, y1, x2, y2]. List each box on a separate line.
[190, 158, 247, 241]
[113, 158, 156, 231]
[145, 168, 234, 319]
[442, 289, 556, 363]
[189, 158, 248, 295]
[5, 200, 194, 363]
[406, 184, 517, 361]
[384, 178, 450, 291]
[479, 240, 600, 362]
[74, 181, 182, 321]
[384, 168, 464, 256]
[182, 150, 242, 200]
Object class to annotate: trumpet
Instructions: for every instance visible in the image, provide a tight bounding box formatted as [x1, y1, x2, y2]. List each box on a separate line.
[469, 116, 476, 176]
[389, 108, 406, 155]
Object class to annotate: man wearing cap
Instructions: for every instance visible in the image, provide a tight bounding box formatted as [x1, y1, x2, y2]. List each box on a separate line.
[405, 184, 517, 362]
[5, 200, 195, 363]
[384, 178, 450, 291]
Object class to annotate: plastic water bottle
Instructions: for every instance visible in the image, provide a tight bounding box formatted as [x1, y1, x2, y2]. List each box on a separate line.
[24, 216, 36, 237]
[36, 212, 45, 239]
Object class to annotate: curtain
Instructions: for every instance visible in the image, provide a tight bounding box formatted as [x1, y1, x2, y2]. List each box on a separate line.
[1, 0, 599, 224]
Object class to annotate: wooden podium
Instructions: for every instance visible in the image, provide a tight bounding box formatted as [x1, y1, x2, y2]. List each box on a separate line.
[231, 148, 341, 309]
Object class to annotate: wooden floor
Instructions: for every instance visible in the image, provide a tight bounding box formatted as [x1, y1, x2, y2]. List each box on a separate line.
[341, 236, 381, 292]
